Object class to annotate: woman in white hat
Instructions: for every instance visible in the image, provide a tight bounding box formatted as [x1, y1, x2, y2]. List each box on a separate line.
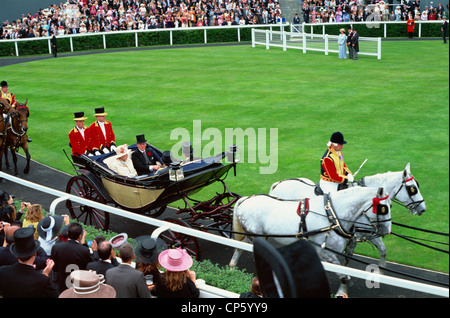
[104, 144, 137, 178]
[156, 248, 199, 298]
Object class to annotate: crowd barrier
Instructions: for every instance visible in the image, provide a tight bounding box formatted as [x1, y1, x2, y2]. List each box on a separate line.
[0, 23, 287, 57]
[0, 171, 448, 298]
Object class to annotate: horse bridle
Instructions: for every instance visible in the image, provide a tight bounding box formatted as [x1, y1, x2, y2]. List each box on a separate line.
[8, 106, 29, 137]
[392, 175, 424, 213]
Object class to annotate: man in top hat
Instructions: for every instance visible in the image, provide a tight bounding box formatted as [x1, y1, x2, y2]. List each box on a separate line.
[131, 134, 161, 176]
[68, 111, 90, 156]
[1, 81, 32, 142]
[87, 107, 116, 155]
[442, 16, 448, 44]
[319, 132, 353, 194]
[0, 227, 59, 298]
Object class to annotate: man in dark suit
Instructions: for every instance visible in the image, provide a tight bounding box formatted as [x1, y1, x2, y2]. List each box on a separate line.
[51, 222, 94, 292]
[0, 227, 59, 298]
[442, 16, 448, 44]
[351, 28, 359, 60]
[346, 27, 353, 60]
[105, 243, 151, 298]
[87, 240, 119, 276]
[131, 134, 160, 176]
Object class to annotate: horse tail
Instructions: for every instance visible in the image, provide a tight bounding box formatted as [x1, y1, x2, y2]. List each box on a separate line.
[232, 196, 247, 242]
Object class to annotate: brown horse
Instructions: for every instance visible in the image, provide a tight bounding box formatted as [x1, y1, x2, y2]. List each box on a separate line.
[2, 100, 31, 175]
[0, 98, 12, 172]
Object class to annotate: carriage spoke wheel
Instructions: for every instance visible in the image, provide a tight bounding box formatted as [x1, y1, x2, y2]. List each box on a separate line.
[66, 175, 110, 231]
[144, 205, 167, 218]
[158, 218, 201, 260]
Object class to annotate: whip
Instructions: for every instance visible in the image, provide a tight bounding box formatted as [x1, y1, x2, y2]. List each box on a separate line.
[353, 159, 368, 177]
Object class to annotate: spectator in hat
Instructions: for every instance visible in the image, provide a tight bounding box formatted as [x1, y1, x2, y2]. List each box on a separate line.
[37, 214, 70, 255]
[0, 227, 59, 298]
[319, 132, 353, 194]
[69, 111, 91, 157]
[156, 248, 199, 298]
[51, 222, 95, 292]
[86, 240, 119, 276]
[407, 14, 415, 39]
[104, 144, 137, 178]
[59, 270, 116, 298]
[346, 27, 353, 59]
[134, 235, 166, 293]
[131, 134, 161, 176]
[105, 242, 151, 298]
[86, 107, 116, 155]
[338, 28, 347, 59]
[350, 28, 359, 60]
[0, 190, 16, 225]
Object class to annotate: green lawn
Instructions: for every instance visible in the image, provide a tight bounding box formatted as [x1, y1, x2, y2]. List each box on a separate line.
[2, 40, 448, 272]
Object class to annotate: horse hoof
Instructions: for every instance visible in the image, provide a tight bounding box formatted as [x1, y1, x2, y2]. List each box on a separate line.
[24, 169, 30, 174]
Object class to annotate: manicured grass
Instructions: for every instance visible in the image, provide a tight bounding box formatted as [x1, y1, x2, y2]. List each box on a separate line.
[2, 40, 448, 272]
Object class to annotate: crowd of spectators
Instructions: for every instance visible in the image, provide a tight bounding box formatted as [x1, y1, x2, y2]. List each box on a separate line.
[1, 0, 283, 40]
[300, 0, 448, 24]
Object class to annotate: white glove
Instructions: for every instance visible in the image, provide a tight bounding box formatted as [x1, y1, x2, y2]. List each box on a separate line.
[95, 150, 101, 156]
[110, 145, 117, 152]
[347, 174, 354, 183]
[103, 148, 110, 154]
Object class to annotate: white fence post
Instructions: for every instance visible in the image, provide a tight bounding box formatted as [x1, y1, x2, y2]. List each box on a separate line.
[14, 41, 19, 56]
[251, 28, 255, 48]
[325, 34, 328, 55]
[377, 37, 382, 60]
[103, 34, 106, 49]
[265, 30, 270, 49]
[303, 34, 306, 53]
[69, 36, 73, 52]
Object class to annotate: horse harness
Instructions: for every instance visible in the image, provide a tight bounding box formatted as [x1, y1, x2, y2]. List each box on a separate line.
[6, 105, 29, 145]
[296, 192, 390, 248]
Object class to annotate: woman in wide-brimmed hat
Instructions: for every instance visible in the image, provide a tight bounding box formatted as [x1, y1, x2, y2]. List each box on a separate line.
[155, 248, 199, 298]
[134, 235, 166, 293]
[104, 144, 137, 178]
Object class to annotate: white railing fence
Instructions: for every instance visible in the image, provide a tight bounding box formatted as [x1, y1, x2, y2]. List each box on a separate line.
[292, 20, 444, 38]
[252, 29, 382, 59]
[0, 171, 448, 298]
[0, 23, 287, 57]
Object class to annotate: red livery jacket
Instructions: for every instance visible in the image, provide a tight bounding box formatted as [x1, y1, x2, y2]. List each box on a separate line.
[320, 146, 352, 183]
[87, 120, 115, 152]
[68, 126, 89, 156]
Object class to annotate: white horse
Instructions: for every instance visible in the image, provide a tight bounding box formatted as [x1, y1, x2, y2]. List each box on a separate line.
[268, 162, 426, 268]
[229, 186, 392, 296]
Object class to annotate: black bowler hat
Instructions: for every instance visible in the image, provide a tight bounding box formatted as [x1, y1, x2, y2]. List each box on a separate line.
[10, 227, 41, 258]
[254, 238, 330, 298]
[330, 132, 347, 145]
[136, 134, 147, 144]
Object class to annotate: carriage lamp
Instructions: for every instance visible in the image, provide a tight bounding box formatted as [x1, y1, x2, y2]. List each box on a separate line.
[169, 161, 184, 181]
[226, 145, 240, 163]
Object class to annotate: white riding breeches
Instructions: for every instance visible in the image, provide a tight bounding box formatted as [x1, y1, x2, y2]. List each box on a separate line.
[319, 179, 339, 194]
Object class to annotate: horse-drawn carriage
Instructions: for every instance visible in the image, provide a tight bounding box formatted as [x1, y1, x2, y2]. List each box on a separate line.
[65, 143, 241, 258]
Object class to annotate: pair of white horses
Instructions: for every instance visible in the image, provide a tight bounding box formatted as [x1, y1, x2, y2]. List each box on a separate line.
[229, 163, 426, 296]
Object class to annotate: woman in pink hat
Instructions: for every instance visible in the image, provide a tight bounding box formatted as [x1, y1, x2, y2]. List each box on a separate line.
[156, 248, 199, 298]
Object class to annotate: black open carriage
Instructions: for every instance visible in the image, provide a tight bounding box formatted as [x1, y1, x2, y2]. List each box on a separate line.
[65, 143, 240, 259]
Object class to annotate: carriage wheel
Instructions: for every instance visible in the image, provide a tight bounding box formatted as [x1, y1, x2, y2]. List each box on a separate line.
[213, 192, 239, 238]
[66, 175, 110, 231]
[144, 205, 167, 218]
[158, 217, 201, 260]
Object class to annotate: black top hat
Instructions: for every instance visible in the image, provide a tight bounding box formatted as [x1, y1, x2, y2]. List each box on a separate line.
[10, 227, 41, 258]
[136, 134, 147, 144]
[1, 81, 8, 87]
[182, 141, 194, 156]
[94, 107, 107, 116]
[161, 151, 172, 166]
[73, 112, 88, 121]
[134, 235, 167, 264]
[330, 132, 347, 145]
[254, 238, 330, 298]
